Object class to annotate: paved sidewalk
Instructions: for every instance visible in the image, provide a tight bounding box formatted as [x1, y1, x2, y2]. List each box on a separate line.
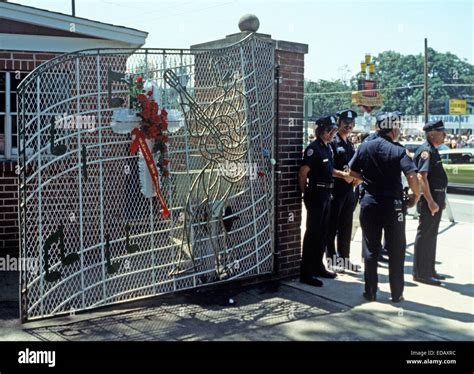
[0, 215, 472, 341]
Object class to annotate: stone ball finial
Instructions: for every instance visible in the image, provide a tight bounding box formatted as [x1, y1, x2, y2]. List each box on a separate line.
[238, 14, 260, 32]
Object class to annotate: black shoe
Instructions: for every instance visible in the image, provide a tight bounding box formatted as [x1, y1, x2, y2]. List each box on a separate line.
[300, 276, 324, 287]
[363, 292, 376, 302]
[390, 295, 404, 303]
[433, 272, 446, 280]
[315, 269, 337, 279]
[413, 276, 442, 286]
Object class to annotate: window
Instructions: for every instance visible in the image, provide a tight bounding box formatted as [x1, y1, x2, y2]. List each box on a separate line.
[442, 152, 474, 165]
[0, 70, 73, 160]
[451, 153, 474, 164]
[0, 71, 30, 159]
[0, 72, 6, 157]
[37, 71, 71, 160]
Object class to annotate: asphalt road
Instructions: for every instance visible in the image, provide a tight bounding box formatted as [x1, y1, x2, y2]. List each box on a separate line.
[444, 192, 473, 224]
[406, 191, 473, 224]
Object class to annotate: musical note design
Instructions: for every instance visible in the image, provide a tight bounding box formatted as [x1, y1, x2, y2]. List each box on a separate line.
[107, 68, 128, 108]
[125, 223, 140, 254]
[49, 117, 67, 156]
[105, 234, 120, 274]
[81, 144, 88, 182]
[164, 55, 249, 280]
[43, 226, 79, 282]
[223, 206, 239, 233]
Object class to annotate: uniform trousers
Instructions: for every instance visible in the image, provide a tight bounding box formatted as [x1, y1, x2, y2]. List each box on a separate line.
[359, 192, 406, 299]
[413, 196, 443, 279]
[327, 189, 356, 260]
[301, 187, 332, 278]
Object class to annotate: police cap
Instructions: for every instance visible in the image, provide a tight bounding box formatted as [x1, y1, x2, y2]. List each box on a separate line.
[337, 109, 358, 122]
[316, 115, 338, 130]
[423, 120, 446, 132]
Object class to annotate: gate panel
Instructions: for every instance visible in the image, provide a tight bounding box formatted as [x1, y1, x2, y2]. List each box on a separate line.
[18, 35, 275, 321]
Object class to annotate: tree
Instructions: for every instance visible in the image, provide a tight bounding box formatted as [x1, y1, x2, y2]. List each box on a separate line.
[304, 79, 353, 117]
[306, 49, 474, 116]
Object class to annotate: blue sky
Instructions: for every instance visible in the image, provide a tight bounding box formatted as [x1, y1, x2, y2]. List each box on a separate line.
[10, 0, 474, 81]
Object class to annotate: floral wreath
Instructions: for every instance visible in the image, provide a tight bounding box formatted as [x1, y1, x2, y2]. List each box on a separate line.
[130, 76, 170, 177]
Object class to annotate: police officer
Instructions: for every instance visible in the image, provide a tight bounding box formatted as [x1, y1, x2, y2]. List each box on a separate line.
[355, 127, 390, 262]
[327, 109, 361, 272]
[359, 125, 390, 264]
[364, 131, 380, 142]
[413, 120, 448, 286]
[348, 112, 420, 302]
[299, 115, 350, 287]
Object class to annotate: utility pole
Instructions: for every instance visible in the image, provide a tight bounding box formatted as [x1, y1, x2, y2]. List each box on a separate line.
[72, 0, 75, 16]
[424, 38, 429, 122]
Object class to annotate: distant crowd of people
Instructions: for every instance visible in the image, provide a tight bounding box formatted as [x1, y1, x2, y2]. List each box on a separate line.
[348, 133, 474, 150]
[440, 134, 474, 149]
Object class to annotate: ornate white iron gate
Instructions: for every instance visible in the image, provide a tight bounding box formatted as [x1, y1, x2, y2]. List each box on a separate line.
[18, 34, 275, 322]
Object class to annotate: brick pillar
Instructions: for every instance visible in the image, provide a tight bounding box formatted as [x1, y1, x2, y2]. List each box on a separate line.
[273, 41, 308, 278]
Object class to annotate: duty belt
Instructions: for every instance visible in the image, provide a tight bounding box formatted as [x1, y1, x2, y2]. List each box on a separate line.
[315, 182, 334, 189]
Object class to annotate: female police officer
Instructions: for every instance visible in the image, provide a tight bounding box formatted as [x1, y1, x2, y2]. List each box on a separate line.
[299, 115, 351, 287]
[327, 109, 361, 272]
[348, 112, 420, 302]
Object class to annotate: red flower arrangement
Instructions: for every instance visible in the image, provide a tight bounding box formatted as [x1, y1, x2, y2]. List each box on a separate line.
[130, 75, 170, 176]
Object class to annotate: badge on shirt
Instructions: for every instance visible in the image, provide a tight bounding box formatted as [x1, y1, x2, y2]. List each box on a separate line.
[337, 147, 345, 153]
[306, 149, 314, 157]
[420, 151, 430, 160]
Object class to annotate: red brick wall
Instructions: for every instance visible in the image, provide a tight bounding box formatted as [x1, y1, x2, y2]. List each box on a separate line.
[0, 19, 97, 39]
[0, 50, 61, 255]
[273, 49, 305, 279]
[0, 160, 19, 255]
[0, 51, 60, 71]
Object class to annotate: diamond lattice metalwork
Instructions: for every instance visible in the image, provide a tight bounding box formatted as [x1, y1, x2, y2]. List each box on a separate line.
[18, 34, 275, 321]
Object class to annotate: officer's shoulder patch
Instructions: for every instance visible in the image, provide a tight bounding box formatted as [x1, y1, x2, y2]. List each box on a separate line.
[420, 150, 430, 160]
[306, 148, 314, 157]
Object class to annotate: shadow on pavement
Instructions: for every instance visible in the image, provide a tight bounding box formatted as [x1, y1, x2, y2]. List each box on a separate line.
[442, 282, 474, 298]
[0, 271, 19, 321]
[20, 281, 348, 341]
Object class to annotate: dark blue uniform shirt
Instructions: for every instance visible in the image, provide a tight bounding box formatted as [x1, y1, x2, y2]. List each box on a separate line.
[349, 136, 417, 199]
[330, 133, 355, 195]
[302, 138, 334, 186]
[414, 140, 448, 190]
[363, 132, 379, 142]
